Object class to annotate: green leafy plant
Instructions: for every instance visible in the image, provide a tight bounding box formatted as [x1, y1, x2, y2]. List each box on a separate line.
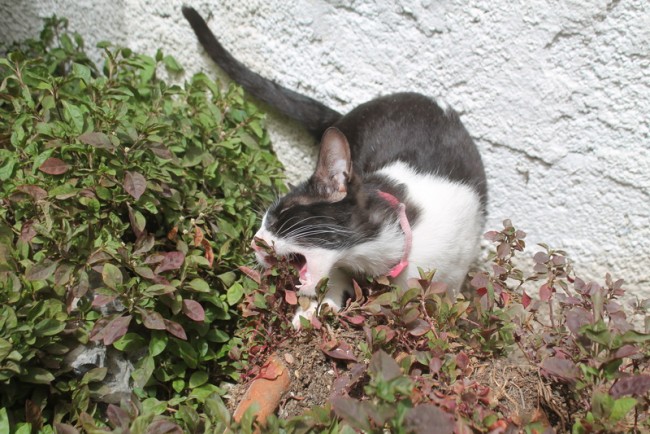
[0, 16, 284, 431]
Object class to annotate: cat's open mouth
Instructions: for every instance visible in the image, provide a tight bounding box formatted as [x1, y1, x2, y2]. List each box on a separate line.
[252, 237, 308, 282]
[259, 250, 307, 280]
[286, 253, 308, 281]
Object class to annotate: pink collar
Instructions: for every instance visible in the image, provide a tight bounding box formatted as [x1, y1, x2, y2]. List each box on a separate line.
[377, 190, 412, 278]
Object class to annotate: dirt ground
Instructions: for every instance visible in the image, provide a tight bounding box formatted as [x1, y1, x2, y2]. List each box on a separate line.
[224, 327, 574, 432]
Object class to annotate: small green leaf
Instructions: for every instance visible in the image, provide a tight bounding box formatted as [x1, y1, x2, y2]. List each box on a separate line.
[113, 332, 147, 352]
[0, 338, 12, 361]
[204, 393, 231, 426]
[188, 278, 211, 293]
[226, 282, 244, 305]
[102, 263, 123, 290]
[189, 371, 209, 388]
[81, 367, 107, 385]
[0, 157, 16, 181]
[72, 62, 91, 84]
[621, 330, 650, 344]
[0, 408, 9, 434]
[149, 330, 168, 357]
[132, 355, 155, 388]
[610, 397, 637, 422]
[163, 55, 184, 73]
[20, 367, 55, 384]
[62, 100, 84, 134]
[34, 318, 65, 337]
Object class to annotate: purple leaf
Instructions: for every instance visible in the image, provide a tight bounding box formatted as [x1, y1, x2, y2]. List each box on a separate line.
[141, 310, 166, 330]
[39, 157, 70, 175]
[331, 397, 371, 431]
[344, 315, 366, 325]
[146, 419, 184, 434]
[154, 251, 185, 274]
[566, 307, 592, 335]
[17, 184, 47, 201]
[238, 265, 261, 284]
[164, 319, 187, 340]
[123, 170, 147, 200]
[533, 252, 549, 264]
[369, 350, 401, 381]
[407, 318, 430, 337]
[89, 315, 132, 346]
[610, 375, 650, 398]
[79, 131, 114, 150]
[20, 221, 37, 242]
[404, 404, 454, 434]
[284, 289, 298, 305]
[106, 404, 130, 429]
[182, 299, 205, 322]
[321, 340, 357, 362]
[613, 345, 638, 360]
[429, 357, 442, 375]
[53, 423, 79, 434]
[539, 283, 554, 302]
[470, 272, 489, 289]
[25, 260, 58, 281]
[92, 293, 117, 308]
[496, 242, 510, 259]
[541, 356, 579, 382]
[455, 351, 470, 371]
[427, 281, 448, 295]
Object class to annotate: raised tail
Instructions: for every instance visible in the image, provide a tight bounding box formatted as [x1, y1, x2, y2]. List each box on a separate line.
[182, 6, 342, 139]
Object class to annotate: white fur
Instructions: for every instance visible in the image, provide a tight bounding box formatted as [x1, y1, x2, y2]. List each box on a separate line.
[254, 161, 483, 326]
[378, 161, 484, 293]
[435, 98, 451, 114]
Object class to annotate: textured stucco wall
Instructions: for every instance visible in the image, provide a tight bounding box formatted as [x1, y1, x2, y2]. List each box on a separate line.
[1, 0, 649, 296]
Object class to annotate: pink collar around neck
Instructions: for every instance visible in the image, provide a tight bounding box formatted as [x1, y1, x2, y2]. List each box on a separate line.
[376, 190, 412, 278]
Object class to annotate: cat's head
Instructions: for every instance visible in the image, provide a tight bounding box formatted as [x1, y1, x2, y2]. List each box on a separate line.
[251, 128, 375, 282]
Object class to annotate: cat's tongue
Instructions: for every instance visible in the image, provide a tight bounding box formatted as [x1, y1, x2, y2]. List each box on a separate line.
[299, 263, 309, 283]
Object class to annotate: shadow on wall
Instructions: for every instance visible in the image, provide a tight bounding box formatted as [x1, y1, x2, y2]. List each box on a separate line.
[0, 0, 127, 66]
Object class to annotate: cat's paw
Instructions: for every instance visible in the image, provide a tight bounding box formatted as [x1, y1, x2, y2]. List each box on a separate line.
[291, 299, 318, 329]
[291, 297, 345, 329]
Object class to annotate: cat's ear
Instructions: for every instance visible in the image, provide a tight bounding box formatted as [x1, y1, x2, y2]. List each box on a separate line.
[313, 127, 352, 202]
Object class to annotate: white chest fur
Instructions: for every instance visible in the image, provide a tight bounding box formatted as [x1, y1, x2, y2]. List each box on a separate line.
[377, 161, 484, 293]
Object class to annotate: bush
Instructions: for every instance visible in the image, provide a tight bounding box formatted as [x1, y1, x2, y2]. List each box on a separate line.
[225, 220, 650, 433]
[0, 16, 284, 431]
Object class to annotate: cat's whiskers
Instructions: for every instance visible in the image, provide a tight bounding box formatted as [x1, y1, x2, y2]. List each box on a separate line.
[285, 225, 354, 239]
[276, 215, 323, 234]
[277, 215, 339, 236]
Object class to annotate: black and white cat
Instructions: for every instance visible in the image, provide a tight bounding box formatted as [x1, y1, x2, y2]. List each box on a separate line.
[183, 7, 488, 327]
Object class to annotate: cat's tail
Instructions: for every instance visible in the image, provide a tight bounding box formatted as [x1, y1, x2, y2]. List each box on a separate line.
[182, 6, 342, 139]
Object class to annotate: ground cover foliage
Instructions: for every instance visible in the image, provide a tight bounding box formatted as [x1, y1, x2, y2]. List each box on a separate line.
[1, 17, 650, 434]
[234, 220, 650, 433]
[0, 17, 284, 432]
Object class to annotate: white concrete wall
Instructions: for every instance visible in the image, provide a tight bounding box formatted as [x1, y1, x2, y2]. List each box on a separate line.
[2, 0, 649, 297]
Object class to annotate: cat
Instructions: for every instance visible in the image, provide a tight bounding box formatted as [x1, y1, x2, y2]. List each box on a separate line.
[183, 7, 488, 327]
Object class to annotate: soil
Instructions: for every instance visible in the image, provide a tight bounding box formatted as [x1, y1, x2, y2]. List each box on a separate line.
[224, 327, 574, 432]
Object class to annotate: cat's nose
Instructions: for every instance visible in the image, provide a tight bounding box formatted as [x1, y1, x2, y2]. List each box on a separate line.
[251, 239, 261, 251]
